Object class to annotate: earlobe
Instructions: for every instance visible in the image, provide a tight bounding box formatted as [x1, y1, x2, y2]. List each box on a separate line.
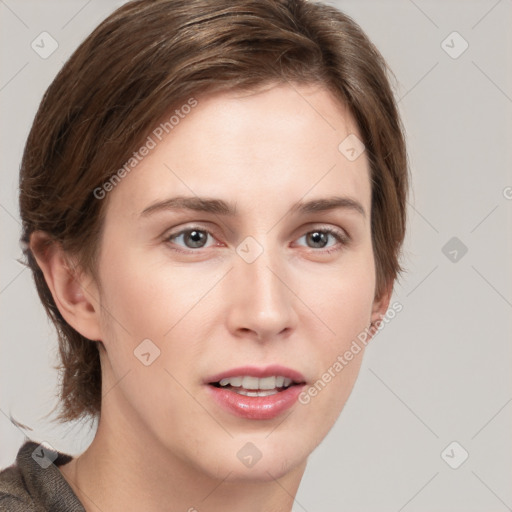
[368, 280, 394, 337]
[29, 231, 102, 341]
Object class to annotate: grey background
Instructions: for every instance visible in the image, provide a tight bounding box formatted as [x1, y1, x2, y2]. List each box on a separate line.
[1, 1, 511, 511]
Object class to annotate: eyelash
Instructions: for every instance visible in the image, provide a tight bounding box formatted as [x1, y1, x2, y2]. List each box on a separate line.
[164, 225, 349, 255]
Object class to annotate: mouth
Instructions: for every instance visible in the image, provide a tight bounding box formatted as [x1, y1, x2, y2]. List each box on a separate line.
[205, 366, 307, 420]
[209, 375, 301, 396]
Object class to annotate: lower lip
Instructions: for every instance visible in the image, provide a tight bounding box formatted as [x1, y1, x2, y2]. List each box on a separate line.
[207, 385, 305, 420]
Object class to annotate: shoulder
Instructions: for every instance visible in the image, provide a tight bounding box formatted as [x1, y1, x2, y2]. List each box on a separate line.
[0, 440, 84, 512]
[0, 449, 39, 511]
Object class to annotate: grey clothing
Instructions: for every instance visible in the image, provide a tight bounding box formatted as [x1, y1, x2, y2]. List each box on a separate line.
[0, 440, 85, 511]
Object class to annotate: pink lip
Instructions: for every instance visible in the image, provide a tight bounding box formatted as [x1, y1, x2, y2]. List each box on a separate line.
[205, 365, 306, 420]
[205, 365, 306, 384]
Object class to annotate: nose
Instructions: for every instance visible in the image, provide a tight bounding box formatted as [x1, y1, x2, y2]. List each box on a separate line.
[225, 240, 298, 342]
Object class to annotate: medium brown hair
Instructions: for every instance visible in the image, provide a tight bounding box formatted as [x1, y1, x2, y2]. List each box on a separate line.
[19, 0, 408, 425]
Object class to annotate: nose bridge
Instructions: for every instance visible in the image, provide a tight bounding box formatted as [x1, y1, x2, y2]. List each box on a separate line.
[228, 235, 296, 338]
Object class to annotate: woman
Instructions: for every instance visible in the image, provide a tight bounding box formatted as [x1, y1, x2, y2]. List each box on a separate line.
[0, 0, 408, 510]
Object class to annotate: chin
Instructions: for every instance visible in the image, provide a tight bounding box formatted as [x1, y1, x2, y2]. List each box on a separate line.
[206, 432, 314, 482]
[221, 454, 306, 483]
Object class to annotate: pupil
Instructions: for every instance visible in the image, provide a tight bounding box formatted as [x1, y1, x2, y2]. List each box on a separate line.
[187, 230, 205, 247]
[309, 231, 327, 248]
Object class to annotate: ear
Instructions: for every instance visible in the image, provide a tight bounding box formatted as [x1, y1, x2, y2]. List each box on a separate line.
[369, 279, 394, 333]
[30, 231, 102, 342]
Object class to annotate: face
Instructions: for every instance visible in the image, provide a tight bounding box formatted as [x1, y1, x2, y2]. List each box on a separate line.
[88, 82, 388, 481]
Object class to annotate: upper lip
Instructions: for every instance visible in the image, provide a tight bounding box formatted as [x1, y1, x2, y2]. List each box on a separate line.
[206, 365, 306, 385]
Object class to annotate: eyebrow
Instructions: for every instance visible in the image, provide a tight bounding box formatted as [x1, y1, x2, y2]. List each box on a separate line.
[140, 195, 366, 218]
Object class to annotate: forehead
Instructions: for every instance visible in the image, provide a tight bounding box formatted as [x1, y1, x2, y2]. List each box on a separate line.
[103, 82, 371, 222]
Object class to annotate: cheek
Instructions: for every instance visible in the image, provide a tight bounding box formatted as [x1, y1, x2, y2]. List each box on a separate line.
[95, 245, 223, 390]
[299, 249, 376, 414]
[94, 249, 210, 441]
[97, 244, 208, 338]
[309, 249, 376, 337]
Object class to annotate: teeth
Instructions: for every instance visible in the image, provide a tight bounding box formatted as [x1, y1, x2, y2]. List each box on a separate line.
[242, 376, 260, 390]
[236, 389, 280, 397]
[217, 375, 293, 390]
[219, 377, 242, 387]
[258, 376, 276, 390]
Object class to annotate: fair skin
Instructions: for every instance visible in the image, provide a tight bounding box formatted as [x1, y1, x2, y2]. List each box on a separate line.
[32, 82, 392, 512]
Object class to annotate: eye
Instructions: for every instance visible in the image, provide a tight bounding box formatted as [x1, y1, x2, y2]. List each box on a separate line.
[295, 227, 348, 254]
[164, 225, 349, 255]
[166, 227, 217, 252]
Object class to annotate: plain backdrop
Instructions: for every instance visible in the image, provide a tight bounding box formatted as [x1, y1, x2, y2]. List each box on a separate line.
[1, 1, 511, 511]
